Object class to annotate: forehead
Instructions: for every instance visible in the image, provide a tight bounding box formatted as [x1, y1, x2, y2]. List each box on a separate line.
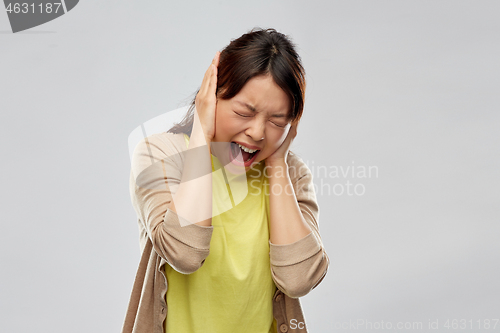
[231, 75, 290, 116]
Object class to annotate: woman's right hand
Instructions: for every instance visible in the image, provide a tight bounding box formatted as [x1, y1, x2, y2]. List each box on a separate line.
[194, 51, 220, 142]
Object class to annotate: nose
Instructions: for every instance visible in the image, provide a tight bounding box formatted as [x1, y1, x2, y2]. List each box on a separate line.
[245, 118, 265, 142]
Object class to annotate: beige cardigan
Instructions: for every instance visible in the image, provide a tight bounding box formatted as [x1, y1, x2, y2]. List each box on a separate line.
[122, 132, 329, 333]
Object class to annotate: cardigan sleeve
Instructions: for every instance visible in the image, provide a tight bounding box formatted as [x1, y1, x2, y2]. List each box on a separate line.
[268, 152, 330, 298]
[130, 133, 214, 274]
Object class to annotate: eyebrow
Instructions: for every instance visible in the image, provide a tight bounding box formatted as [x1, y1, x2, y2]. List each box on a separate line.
[235, 100, 289, 118]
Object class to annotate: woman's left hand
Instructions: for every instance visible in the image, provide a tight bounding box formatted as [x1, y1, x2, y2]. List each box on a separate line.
[265, 122, 298, 167]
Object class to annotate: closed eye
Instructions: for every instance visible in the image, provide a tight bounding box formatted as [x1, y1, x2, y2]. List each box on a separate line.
[235, 111, 288, 128]
[234, 112, 251, 117]
[271, 121, 287, 128]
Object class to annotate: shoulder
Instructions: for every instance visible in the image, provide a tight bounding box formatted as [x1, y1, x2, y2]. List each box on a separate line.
[147, 132, 187, 151]
[133, 132, 187, 158]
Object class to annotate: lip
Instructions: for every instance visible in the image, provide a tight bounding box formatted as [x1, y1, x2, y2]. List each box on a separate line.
[233, 141, 262, 151]
[229, 142, 259, 167]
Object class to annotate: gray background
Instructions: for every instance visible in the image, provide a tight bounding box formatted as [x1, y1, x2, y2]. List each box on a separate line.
[1, 1, 499, 332]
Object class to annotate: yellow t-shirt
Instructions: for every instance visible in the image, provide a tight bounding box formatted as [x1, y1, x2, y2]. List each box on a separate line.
[164, 134, 277, 333]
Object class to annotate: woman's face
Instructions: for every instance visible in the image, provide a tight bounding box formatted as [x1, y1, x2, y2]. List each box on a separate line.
[212, 74, 291, 172]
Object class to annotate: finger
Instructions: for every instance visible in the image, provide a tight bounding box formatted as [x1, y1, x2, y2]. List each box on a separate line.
[202, 65, 213, 98]
[212, 51, 219, 66]
[200, 54, 218, 96]
[213, 51, 220, 68]
[199, 69, 212, 99]
[207, 64, 217, 95]
[288, 124, 297, 140]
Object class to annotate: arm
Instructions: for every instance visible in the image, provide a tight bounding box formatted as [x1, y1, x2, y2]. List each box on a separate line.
[130, 131, 214, 274]
[268, 159, 312, 244]
[167, 112, 213, 228]
[267, 152, 330, 298]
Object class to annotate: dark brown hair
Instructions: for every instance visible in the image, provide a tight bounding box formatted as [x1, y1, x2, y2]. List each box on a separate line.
[167, 27, 306, 137]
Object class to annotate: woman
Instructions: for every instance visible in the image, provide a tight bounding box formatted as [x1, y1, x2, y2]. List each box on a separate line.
[123, 28, 329, 333]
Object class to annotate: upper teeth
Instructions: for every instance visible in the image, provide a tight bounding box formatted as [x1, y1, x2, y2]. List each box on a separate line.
[237, 143, 257, 153]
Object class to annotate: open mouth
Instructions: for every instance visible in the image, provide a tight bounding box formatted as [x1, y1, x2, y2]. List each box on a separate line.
[229, 142, 259, 167]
